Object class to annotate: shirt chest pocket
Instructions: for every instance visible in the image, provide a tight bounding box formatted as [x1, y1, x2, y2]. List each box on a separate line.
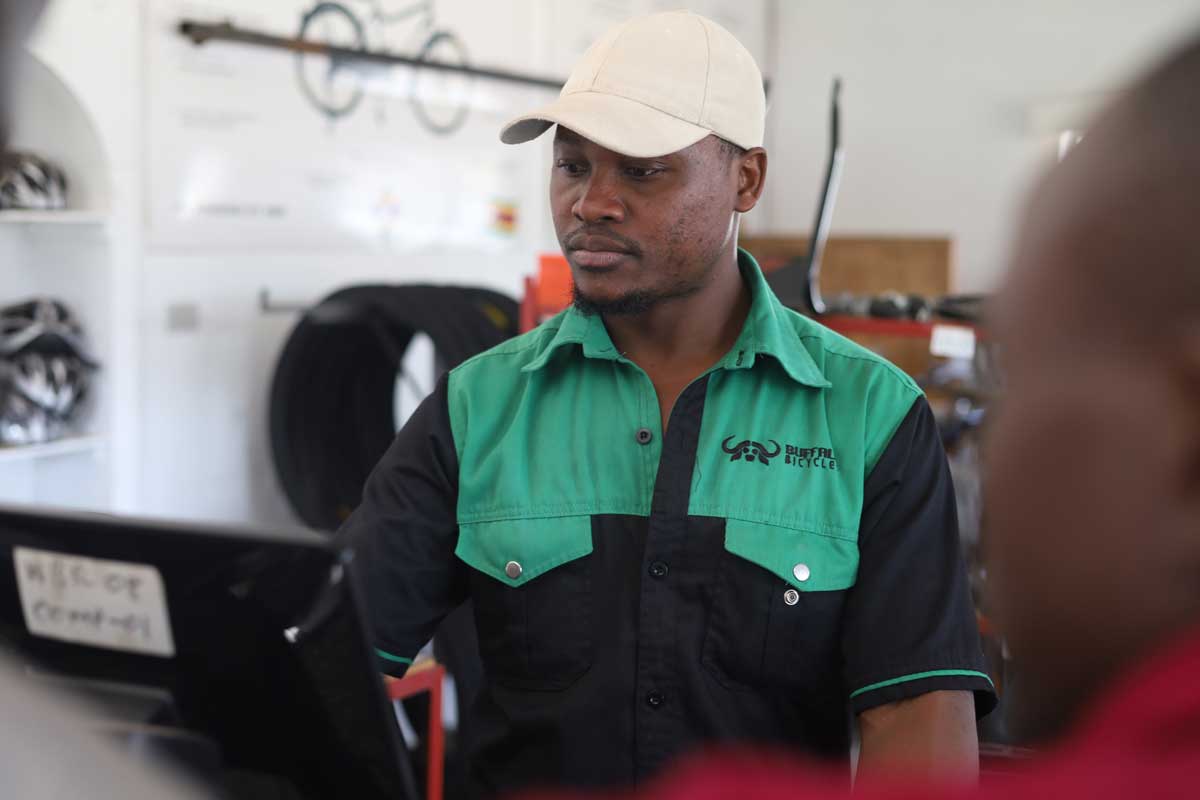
[455, 516, 594, 691]
[703, 519, 859, 695]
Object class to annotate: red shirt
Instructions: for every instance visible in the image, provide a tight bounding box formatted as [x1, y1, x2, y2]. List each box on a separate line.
[526, 631, 1200, 799]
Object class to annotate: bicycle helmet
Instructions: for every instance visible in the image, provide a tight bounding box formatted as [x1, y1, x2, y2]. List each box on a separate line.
[0, 298, 97, 445]
[0, 151, 67, 211]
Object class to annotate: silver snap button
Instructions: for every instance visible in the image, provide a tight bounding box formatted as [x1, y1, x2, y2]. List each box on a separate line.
[793, 563, 811, 582]
[783, 589, 800, 606]
[505, 560, 523, 580]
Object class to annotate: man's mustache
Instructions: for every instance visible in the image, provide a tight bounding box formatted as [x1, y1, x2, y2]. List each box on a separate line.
[562, 228, 643, 257]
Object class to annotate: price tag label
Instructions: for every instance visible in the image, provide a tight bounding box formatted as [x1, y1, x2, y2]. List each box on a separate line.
[13, 547, 175, 658]
[930, 324, 977, 360]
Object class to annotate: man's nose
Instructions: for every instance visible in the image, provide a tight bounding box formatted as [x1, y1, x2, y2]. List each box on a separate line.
[572, 171, 626, 224]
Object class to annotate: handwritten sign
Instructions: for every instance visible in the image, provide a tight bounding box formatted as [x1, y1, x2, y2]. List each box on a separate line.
[13, 547, 176, 658]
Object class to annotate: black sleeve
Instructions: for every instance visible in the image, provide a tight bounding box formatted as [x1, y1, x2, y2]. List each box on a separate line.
[842, 397, 997, 717]
[336, 373, 468, 677]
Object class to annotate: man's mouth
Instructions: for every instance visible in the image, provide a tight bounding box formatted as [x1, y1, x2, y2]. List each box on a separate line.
[568, 235, 637, 269]
[571, 249, 630, 268]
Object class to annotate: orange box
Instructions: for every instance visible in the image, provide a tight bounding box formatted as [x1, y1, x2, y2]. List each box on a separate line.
[535, 253, 573, 314]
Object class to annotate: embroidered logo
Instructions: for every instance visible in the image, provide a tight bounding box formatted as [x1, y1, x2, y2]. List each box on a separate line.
[783, 445, 838, 471]
[721, 436, 782, 466]
[721, 436, 839, 471]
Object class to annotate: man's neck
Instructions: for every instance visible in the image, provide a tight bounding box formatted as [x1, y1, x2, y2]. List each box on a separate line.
[602, 249, 751, 381]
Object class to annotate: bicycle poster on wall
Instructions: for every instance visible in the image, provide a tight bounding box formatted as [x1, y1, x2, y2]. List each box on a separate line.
[145, 0, 767, 251]
[144, 0, 552, 251]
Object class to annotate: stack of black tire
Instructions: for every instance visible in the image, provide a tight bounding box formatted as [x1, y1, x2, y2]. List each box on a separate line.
[269, 284, 518, 533]
[270, 284, 517, 800]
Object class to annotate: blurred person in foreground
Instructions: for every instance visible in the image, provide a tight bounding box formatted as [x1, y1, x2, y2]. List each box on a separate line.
[529, 28, 1200, 800]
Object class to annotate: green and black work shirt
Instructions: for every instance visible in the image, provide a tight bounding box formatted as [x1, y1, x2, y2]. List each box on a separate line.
[342, 249, 995, 795]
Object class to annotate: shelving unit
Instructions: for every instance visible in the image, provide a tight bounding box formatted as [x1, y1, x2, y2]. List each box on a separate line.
[0, 210, 108, 225]
[0, 50, 116, 511]
[0, 435, 106, 465]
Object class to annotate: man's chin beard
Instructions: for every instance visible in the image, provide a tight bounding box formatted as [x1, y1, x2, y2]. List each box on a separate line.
[571, 284, 702, 317]
[572, 287, 656, 316]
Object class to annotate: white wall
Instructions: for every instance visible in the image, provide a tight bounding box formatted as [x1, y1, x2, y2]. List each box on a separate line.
[135, 0, 768, 527]
[17, 0, 1200, 527]
[3, 0, 142, 511]
[763, 0, 1200, 292]
[15, 0, 768, 527]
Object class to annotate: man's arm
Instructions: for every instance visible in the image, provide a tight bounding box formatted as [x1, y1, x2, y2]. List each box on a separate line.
[337, 373, 467, 677]
[842, 397, 995, 780]
[857, 690, 978, 783]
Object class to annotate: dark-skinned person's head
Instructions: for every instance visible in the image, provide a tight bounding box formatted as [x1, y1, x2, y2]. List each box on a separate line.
[501, 11, 768, 316]
[986, 33, 1200, 744]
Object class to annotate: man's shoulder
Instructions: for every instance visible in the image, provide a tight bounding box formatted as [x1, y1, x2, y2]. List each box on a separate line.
[776, 307, 925, 473]
[779, 306, 922, 399]
[449, 310, 569, 387]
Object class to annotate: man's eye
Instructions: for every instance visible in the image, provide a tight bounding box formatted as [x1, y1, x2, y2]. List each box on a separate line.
[556, 160, 586, 176]
[624, 166, 662, 179]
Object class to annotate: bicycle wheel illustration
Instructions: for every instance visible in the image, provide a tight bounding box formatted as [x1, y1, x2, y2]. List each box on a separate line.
[409, 30, 472, 135]
[296, 2, 368, 120]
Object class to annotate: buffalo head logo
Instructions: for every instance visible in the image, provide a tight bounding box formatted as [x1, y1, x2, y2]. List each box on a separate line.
[722, 436, 781, 466]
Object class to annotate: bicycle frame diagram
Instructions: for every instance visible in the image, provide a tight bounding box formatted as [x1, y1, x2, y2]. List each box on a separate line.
[295, 0, 472, 134]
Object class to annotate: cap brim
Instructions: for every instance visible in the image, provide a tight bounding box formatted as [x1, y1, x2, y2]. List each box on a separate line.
[499, 91, 712, 158]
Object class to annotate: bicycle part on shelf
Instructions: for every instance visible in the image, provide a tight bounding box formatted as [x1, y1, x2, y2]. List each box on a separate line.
[0, 297, 98, 446]
[0, 298, 96, 364]
[0, 151, 67, 211]
[933, 293, 988, 324]
[764, 78, 844, 314]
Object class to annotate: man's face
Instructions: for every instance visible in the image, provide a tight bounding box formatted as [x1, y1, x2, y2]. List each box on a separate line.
[985, 167, 1200, 741]
[550, 128, 742, 315]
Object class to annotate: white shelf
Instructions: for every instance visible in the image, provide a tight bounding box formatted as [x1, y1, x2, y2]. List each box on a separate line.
[0, 210, 108, 225]
[0, 435, 106, 464]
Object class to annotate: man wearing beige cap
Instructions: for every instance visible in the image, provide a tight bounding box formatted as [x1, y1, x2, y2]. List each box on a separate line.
[343, 11, 993, 795]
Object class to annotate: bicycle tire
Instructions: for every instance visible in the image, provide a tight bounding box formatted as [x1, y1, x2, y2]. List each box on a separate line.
[409, 29, 472, 135]
[268, 284, 518, 532]
[295, 1, 368, 120]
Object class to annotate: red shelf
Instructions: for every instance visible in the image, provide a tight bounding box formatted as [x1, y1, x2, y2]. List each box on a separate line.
[820, 315, 983, 340]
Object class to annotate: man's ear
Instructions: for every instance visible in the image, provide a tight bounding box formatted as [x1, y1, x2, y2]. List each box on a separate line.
[1155, 324, 1200, 637]
[734, 148, 767, 213]
[1170, 324, 1200, 493]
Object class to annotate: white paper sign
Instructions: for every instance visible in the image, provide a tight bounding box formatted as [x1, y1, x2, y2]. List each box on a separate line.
[930, 325, 977, 360]
[13, 547, 176, 658]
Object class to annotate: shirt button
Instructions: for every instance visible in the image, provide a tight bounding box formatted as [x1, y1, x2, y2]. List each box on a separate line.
[635, 428, 653, 445]
[505, 561, 523, 580]
[645, 690, 665, 709]
[648, 561, 669, 579]
[793, 563, 811, 583]
[784, 588, 800, 606]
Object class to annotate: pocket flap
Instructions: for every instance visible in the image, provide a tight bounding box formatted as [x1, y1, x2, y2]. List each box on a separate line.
[724, 518, 858, 591]
[456, 516, 593, 587]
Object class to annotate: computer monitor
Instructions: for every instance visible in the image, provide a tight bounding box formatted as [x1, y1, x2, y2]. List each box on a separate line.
[0, 503, 417, 800]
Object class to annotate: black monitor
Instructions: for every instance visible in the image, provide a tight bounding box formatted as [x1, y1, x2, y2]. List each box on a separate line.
[0, 503, 417, 800]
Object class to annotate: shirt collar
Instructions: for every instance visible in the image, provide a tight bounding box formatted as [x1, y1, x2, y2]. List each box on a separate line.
[521, 302, 621, 372]
[523, 248, 831, 389]
[718, 249, 831, 388]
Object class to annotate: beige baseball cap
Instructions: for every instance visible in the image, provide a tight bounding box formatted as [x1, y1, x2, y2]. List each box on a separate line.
[500, 11, 766, 158]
